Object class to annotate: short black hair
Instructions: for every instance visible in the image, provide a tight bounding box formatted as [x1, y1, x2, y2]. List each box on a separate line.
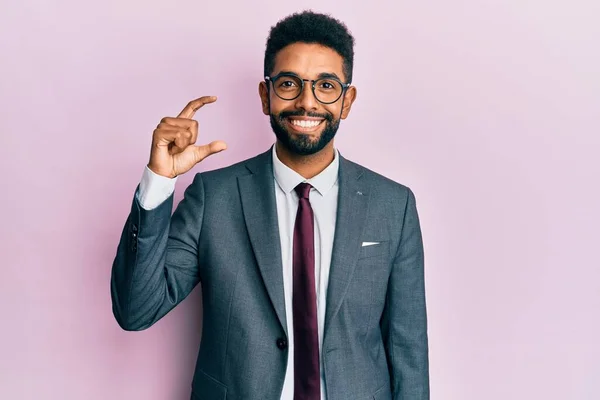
[264, 11, 355, 83]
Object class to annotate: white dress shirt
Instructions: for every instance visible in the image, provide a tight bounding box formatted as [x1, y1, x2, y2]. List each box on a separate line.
[137, 144, 339, 400]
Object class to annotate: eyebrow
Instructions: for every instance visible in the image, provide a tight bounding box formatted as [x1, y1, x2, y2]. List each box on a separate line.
[277, 70, 343, 81]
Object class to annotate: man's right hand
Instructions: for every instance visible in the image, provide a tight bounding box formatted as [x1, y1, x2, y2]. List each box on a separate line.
[148, 96, 227, 178]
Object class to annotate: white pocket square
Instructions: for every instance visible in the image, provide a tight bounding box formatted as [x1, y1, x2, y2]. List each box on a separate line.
[361, 241, 380, 247]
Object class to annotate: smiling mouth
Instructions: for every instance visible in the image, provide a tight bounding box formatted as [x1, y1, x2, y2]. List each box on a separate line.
[287, 117, 325, 132]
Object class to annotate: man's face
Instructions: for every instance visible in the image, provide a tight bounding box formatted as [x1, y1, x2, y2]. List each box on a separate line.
[259, 42, 357, 156]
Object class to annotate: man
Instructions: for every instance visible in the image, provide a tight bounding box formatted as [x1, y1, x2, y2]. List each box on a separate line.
[111, 10, 429, 400]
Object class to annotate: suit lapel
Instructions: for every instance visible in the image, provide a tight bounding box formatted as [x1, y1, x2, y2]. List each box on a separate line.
[237, 149, 288, 336]
[324, 154, 369, 339]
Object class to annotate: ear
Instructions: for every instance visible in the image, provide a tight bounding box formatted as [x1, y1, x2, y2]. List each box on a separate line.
[258, 81, 270, 115]
[340, 86, 357, 119]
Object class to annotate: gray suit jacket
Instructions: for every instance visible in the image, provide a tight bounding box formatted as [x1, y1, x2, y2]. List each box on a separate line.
[111, 148, 429, 400]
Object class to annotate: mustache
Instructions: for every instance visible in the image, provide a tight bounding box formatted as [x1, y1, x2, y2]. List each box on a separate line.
[278, 110, 333, 122]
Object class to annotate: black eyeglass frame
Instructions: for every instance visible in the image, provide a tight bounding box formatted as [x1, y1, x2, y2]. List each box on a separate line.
[264, 72, 351, 105]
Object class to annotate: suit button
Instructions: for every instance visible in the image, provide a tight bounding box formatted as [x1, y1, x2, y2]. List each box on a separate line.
[132, 224, 138, 233]
[276, 338, 287, 350]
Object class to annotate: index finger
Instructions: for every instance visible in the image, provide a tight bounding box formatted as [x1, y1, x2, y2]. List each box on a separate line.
[177, 96, 217, 119]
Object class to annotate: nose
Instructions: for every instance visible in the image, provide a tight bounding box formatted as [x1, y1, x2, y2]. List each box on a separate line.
[294, 81, 318, 111]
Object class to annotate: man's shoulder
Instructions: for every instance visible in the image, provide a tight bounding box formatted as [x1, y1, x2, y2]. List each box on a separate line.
[197, 147, 272, 182]
[342, 155, 413, 196]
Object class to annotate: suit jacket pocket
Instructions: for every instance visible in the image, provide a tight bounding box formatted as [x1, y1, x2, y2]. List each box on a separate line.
[191, 370, 227, 400]
[358, 241, 389, 260]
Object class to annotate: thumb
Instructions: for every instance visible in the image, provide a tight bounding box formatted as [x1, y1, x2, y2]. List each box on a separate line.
[194, 140, 228, 163]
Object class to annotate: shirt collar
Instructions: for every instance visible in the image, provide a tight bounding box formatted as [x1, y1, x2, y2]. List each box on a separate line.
[272, 143, 339, 197]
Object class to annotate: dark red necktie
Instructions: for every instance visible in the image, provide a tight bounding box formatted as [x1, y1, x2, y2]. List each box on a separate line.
[293, 183, 320, 399]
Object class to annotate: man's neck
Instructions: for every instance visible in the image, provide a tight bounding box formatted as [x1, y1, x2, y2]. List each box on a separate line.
[275, 141, 336, 179]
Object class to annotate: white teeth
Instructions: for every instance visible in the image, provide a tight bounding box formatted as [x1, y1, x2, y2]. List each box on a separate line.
[290, 119, 322, 128]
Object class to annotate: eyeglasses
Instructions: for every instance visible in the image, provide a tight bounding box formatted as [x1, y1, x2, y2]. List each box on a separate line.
[265, 72, 350, 105]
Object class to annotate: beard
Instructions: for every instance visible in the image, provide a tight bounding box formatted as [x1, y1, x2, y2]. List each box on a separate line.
[270, 109, 340, 156]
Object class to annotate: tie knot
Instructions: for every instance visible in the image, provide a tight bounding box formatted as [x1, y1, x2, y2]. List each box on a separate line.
[295, 182, 312, 199]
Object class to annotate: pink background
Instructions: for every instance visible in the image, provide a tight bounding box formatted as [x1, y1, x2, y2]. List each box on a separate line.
[1, 0, 599, 399]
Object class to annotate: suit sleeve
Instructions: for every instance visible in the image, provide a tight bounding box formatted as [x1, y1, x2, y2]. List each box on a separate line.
[381, 188, 430, 399]
[110, 173, 205, 331]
